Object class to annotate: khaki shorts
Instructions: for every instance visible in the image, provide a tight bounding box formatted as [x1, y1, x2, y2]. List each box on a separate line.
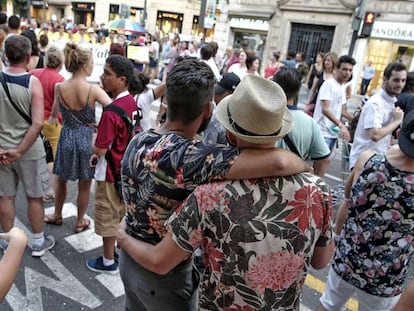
[42, 120, 62, 162]
[0, 158, 49, 197]
[94, 181, 126, 237]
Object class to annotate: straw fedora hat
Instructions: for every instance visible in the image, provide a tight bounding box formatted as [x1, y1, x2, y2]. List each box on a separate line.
[216, 74, 293, 144]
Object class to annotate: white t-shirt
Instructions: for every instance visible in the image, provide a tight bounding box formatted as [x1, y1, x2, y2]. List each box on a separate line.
[349, 88, 397, 169]
[313, 78, 346, 139]
[135, 89, 155, 131]
[228, 63, 247, 80]
[201, 58, 221, 81]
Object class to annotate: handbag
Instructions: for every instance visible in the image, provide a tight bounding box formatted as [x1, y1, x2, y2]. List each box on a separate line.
[0, 72, 54, 163]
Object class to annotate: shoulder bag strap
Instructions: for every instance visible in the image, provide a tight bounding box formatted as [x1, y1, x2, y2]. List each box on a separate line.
[0, 72, 32, 124]
[103, 104, 133, 134]
[283, 134, 302, 158]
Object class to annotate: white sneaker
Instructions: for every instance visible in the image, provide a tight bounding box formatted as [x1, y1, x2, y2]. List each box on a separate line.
[32, 235, 55, 257]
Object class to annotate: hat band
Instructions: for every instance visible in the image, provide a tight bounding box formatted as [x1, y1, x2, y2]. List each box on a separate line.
[227, 105, 281, 137]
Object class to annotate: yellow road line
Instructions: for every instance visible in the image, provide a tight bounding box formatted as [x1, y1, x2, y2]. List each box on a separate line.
[305, 273, 359, 311]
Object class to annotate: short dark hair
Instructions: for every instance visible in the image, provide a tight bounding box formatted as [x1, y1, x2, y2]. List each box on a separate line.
[403, 71, 414, 93]
[200, 44, 213, 60]
[337, 55, 356, 68]
[166, 58, 214, 124]
[129, 70, 149, 96]
[272, 51, 280, 61]
[0, 12, 7, 25]
[287, 50, 295, 59]
[105, 55, 135, 85]
[5, 35, 31, 64]
[8, 15, 20, 30]
[39, 34, 48, 48]
[272, 66, 301, 99]
[20, 29, 40, 56]
[246, 55, 260, 70]
[384, 62, 407, 80]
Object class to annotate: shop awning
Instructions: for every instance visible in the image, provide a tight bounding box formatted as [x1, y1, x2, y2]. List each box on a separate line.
[228, 8, 274, 19]
[31, 1, 48, 8]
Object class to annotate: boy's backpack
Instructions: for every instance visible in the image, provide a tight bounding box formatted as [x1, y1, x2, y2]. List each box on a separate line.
[103, 104, 142, 199]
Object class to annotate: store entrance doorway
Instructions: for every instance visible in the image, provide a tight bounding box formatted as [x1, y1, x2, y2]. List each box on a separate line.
[288, 23, 335, 64]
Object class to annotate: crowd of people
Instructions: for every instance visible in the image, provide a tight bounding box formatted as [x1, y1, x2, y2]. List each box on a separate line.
[1, 12, 414, 311]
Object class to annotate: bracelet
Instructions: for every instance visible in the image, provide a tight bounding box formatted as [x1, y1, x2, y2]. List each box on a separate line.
[344, 197, 351, 202]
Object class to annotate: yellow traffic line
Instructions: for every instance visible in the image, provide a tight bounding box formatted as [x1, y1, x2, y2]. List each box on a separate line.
[305, 273, 359, 311]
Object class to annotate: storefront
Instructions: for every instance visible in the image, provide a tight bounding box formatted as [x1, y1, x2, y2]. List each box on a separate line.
[359, 20, 414, 94]
[108, 4, 144, 23]
[192, 16, 214, 39]
[156, 11, 183, 36]
[72, 2, 95, 26]
[228, 16, 269, 60]
[31, 1, 49, 22]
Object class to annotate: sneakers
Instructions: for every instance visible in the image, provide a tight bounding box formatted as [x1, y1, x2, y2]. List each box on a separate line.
[32, 235, 55, 257]
[86, 256, 118, 274]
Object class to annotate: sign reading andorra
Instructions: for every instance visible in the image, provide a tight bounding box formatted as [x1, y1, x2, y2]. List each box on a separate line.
[371, 21, 414, 42]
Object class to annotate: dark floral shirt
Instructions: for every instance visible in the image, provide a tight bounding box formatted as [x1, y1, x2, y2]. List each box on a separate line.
[121, 130, 239, 244]
[167, 173, 332, 310]
[333, 154, 414, 297]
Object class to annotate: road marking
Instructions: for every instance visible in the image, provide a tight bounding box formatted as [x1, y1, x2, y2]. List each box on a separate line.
[95, 273, 124, 298]
[305, 273, 358, 311]
[299, 303, 312, 310]
[6, 217, 102, 310]
[46, 203, 103, 252]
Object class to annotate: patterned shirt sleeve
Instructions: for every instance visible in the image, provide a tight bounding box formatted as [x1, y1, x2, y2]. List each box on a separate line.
[182, 142, 239, 185]
[167, 190, 204, 254]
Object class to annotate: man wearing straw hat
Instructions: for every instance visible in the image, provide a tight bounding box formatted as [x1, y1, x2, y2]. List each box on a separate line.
[117, 74, 334, 310]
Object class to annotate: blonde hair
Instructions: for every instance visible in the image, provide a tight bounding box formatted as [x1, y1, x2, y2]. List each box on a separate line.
[45, 45, 64, 69]
[322, 52, 338, 73]
[64, 43, 91, 73]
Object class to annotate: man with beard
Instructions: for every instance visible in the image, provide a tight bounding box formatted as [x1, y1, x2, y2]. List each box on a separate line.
[349, 62, 407, 170]
[118, 58, 312, 310]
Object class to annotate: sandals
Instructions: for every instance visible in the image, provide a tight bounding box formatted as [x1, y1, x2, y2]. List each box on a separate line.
[75, 218, 91, 233]
[44, 214, 63, 225]
[45, 214, 90, 233]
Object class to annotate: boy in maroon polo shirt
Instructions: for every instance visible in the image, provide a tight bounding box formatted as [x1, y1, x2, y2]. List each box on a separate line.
[86, 55, 138, 273]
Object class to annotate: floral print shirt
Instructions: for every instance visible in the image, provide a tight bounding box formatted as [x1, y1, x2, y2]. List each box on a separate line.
[167, 173, 332, 310]
[121, 130, 239, 244]
[333, 154, 414, 297]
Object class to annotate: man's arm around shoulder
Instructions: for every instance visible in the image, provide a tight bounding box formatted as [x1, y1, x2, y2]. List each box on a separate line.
[116, 219, 190, 275]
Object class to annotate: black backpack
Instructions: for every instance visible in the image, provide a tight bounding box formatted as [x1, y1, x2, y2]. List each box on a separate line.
[103, 104, 141, 199]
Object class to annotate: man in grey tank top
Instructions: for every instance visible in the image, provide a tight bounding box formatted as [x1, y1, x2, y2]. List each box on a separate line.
[0, 35, 55, 257]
